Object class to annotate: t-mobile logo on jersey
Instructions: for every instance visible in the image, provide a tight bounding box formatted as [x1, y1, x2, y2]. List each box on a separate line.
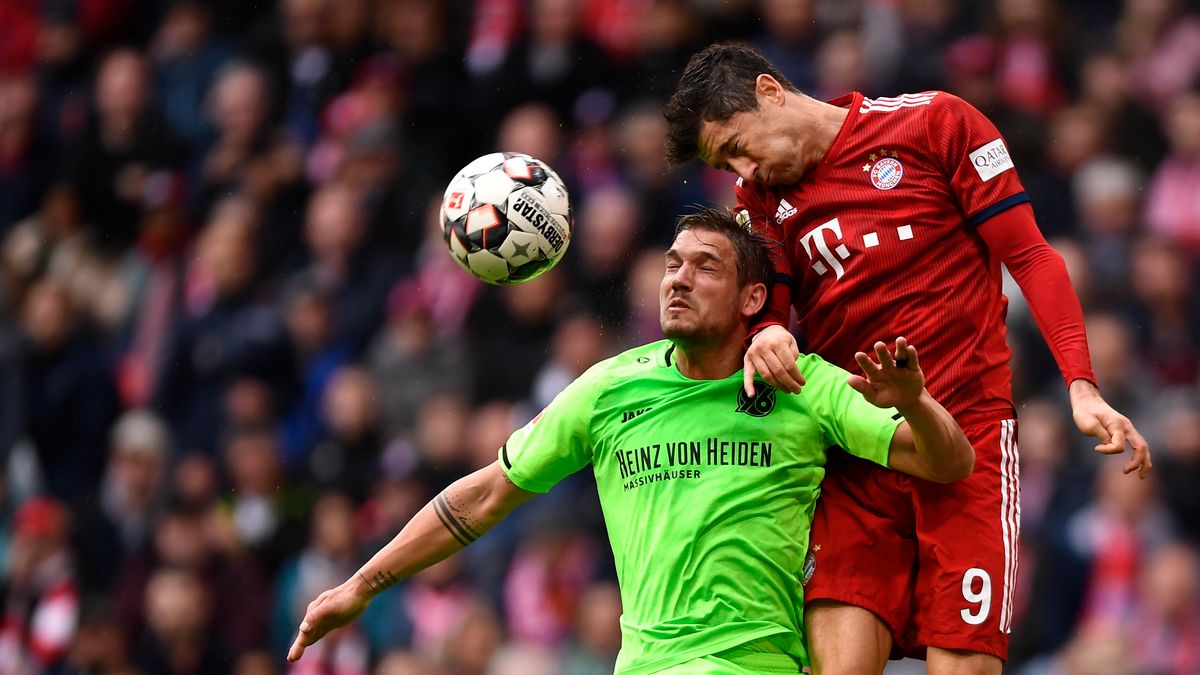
[799, 218, 852, 278]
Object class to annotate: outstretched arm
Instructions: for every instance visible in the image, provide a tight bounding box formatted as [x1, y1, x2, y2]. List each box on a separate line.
[288, 462, 536, 661]
[979, 203, 1150, 478]
[849, 338, 975, 483]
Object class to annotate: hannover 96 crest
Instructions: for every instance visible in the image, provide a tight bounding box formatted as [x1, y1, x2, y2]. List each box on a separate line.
[736, 384, 777, 417]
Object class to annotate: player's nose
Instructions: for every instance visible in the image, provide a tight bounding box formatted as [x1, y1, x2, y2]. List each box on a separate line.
[669, 266, 692, 290]
[729, 157, 758, 182]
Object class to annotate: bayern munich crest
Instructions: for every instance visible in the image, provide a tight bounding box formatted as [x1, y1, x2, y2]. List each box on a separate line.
[869, 156, 903, 190]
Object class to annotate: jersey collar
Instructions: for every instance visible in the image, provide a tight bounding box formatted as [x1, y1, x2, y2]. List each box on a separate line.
[661, 342, 747, 384]
[801, 91, 864, 187]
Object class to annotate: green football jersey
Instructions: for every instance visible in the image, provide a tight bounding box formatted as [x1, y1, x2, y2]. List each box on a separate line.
[500, 340, 901, 674]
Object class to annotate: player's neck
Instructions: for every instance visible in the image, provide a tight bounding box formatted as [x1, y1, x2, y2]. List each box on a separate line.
[672, 338, 745, 381]
[792, 93, 850, 170]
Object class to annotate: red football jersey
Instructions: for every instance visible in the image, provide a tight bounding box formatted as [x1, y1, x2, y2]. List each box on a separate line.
[736, 91, 1031, 419]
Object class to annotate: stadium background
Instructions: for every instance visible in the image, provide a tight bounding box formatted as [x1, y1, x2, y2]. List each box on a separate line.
[0, 0, 1197, 672]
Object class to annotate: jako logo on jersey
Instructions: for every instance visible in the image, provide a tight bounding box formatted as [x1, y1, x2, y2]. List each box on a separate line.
[736, 384, 777, 417]
[775, 199, 797, 224]
[870, 157, 904, 190]
[969, 138, 1015, 182]
[621, 407, 651, 423]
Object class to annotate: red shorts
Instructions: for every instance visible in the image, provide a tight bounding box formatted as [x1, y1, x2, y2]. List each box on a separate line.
[805, 416, 1019, 661]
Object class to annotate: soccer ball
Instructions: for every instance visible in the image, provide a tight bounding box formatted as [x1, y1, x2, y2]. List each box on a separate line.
[440, 152, 572, 285]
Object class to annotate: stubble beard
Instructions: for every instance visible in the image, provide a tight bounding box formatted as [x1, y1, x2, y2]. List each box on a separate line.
[661, 311, 735, 349]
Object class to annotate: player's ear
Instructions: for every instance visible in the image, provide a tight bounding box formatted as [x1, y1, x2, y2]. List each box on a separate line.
[755, 74, 785, 106]
[741, 282, 767, 318]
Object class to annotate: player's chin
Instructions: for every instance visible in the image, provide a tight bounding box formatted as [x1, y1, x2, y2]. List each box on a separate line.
[765, 167, 795, 187]
[661, 318, 699, 341]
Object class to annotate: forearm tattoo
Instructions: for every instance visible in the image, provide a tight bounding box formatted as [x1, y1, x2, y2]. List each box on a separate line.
[433, 490, 482, 547]
[359, 569, 399, 594]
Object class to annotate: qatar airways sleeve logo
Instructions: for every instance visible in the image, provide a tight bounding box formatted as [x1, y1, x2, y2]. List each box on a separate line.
[799, 218, 851, 279]
[969, 139, 1015, 182]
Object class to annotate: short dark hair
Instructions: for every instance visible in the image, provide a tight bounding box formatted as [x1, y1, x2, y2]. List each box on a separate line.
[673, 208, 773, 290]
[663, 43, 799, 166]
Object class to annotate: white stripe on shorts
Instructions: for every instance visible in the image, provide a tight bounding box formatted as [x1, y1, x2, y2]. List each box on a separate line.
[999, 419, 1020, 633]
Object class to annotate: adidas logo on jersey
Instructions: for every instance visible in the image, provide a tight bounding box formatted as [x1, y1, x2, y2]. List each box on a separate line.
[775, 199, 797, 224]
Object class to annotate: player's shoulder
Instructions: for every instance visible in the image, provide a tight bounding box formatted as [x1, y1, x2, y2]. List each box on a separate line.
[923, 90, 978, 117]
[796, 351, 844, 377]
[796, 352, 862, 396]
[858, 90, 972, 121]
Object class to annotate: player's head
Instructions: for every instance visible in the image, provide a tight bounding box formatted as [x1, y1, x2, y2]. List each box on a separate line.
[661, 208, 771, 347]
[664, 43, 806, 186]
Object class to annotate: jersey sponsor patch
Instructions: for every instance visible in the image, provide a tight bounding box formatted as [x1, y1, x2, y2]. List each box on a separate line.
[969, 139, 1015, 182]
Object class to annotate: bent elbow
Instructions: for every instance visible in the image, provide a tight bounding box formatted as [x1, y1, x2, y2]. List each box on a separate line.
[941, 445, 976, 483]
[953, 450, 976, 481]
[927, 446, 975, 483]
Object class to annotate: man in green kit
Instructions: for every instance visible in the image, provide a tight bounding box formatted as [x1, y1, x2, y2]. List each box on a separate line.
[287, 208, 975, 673]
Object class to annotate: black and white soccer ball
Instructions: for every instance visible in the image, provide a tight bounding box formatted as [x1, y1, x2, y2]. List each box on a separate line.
[440, 152, 572, 285]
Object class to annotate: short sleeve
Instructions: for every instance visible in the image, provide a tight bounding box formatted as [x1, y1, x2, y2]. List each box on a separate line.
[735, 178, 794, 330]
[734, 178, 790, 278]
[797, 354, 901, 467]
[927, 93, 1030, 227]
[499, 366, 605, 493]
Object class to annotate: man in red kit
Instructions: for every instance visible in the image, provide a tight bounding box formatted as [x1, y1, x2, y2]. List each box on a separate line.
[663, 43, 1152, 675]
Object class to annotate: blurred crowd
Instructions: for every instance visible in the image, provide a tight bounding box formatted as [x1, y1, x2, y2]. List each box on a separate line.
[0, 0, 1197, 673]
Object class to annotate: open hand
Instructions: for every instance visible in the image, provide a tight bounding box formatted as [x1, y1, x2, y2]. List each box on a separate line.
[1070, 380, 1152, 479]
[744, 324, 805, 396]
[287, 578, 372, 662]
[848, 337, 925, 409]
